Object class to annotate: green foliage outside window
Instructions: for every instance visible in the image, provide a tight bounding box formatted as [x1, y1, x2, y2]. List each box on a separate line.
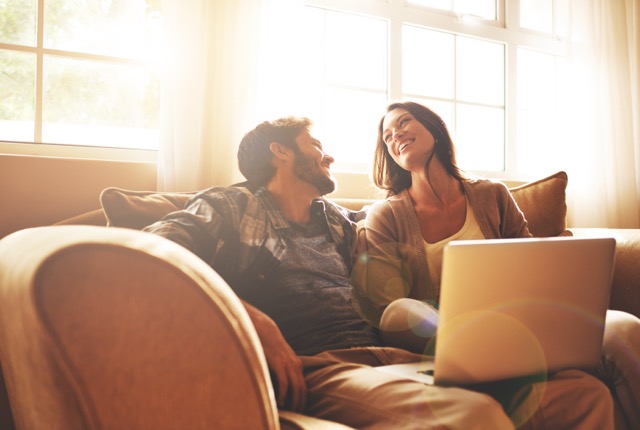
[0, 0, 161, 147]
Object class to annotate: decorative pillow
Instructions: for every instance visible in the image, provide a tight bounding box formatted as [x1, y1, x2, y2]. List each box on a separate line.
[100, 188, 195, 229]
[508, 171, 568, 237]
[99, 171, 569, 235]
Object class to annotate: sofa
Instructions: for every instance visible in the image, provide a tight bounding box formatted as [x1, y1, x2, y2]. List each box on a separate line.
[1, 171, 639, 430]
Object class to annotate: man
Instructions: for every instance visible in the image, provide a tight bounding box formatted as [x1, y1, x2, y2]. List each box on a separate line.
[143, 116, 613, 429]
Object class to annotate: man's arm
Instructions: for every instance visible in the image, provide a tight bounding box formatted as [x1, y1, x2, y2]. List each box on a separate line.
[142, 206, 222, 263]
[241, 300, 307, 412]
[142, 191, 306, 409]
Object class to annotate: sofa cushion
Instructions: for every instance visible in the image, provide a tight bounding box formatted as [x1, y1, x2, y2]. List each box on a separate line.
[509, 171, 568, 237]
[100, 188, 195, 229]
[53, 208, 107, 227]
[100, 171, 569, 235]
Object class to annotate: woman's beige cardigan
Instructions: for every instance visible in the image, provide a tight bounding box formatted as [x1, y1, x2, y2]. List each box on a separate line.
[350, 179, 532, 327]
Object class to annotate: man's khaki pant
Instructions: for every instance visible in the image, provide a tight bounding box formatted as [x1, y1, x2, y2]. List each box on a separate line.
[302, 347, 614, 429]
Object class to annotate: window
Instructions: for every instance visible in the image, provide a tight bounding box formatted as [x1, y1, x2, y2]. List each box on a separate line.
[402, 25, 505, 172]
[285, 0, 569, 178]
[0, 0, 161, 153]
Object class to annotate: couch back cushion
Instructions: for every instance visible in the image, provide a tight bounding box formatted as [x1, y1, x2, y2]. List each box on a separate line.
[508, 171, 568, 237]
[101, 188, 195, 230]
[100, 171, 568, 237]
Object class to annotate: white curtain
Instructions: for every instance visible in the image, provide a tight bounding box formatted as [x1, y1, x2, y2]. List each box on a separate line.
[158, 0, 267, 191]
[564, 0, 640, 228]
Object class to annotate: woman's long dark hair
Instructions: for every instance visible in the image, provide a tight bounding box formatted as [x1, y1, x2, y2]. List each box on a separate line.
[372, 101, 468, 196]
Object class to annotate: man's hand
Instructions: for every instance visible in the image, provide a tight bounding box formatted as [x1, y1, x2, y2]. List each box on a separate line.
[242, 300, 307, 412]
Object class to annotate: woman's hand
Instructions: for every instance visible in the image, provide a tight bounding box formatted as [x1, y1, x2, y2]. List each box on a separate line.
[242, 300, 307, 412]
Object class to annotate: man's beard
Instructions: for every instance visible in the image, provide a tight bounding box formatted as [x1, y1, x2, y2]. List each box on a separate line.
[293, 151, 336, 196]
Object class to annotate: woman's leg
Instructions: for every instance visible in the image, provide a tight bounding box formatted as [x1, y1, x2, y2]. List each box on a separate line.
[591, 310, 640, 430]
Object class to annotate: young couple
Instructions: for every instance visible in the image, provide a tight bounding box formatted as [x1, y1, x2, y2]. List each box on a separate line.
[143, 102, 640, 429]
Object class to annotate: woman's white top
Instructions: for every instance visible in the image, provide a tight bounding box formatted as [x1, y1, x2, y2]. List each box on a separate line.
[424, 198, 485, 290]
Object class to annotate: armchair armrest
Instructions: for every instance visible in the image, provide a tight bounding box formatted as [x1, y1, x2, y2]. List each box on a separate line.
[0, 226, 278, 429]
[570, 228, 640, 319]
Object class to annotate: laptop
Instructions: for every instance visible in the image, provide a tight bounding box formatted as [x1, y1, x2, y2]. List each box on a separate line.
[376, 236, 616, 387]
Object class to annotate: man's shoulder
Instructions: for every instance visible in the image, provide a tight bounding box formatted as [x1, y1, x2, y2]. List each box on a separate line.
[190, 184, 257, 203]
[182, 185, 264, 219]
[321, 197, 356, 220]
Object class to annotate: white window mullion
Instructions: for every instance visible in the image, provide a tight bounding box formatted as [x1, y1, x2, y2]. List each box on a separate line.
[497, 0, 507, 28]
[34, 0, 44, 144]
[502, 0, 519, 175]
[505, 43, 518, 174]
[388, 9, 403, 101]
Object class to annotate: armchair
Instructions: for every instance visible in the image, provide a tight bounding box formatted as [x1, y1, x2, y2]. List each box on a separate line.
[0, 225, 351, 430]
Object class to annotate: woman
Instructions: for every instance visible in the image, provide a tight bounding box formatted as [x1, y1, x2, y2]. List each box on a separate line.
[351, 101, 640, 430]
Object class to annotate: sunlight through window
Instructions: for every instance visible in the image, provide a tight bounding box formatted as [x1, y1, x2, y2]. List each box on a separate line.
[0, 0, 161, 150]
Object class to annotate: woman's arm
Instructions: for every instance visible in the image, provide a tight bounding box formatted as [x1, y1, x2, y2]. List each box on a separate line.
[351, 200, 417, 327]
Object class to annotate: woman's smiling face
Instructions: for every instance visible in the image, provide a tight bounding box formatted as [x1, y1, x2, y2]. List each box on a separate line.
[382, 108, 436, 172]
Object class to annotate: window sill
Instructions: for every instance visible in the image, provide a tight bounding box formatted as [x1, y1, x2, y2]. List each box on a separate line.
[0, 141, 157, 163]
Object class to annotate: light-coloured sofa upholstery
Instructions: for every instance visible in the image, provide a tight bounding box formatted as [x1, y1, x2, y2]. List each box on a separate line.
[49, 172, 640, 319]
[0, 225, 353, 430]
[1, 171, 639, 429]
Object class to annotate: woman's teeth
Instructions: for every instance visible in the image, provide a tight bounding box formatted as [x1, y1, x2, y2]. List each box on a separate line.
[399, 139, 413, 153]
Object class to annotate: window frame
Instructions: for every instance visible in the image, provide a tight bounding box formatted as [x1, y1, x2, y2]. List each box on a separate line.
[304, 0, 569, 181]
[0, 0, 159, 163]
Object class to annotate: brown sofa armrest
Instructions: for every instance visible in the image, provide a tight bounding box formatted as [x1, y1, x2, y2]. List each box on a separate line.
[0, 226, 279, 429]
[609, 232, 640, 318]
[570, 228, 640, 319]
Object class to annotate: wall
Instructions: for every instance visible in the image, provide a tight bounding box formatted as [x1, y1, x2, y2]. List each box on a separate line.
[0, 153, 542, 240]
[0, 154, 157, 238]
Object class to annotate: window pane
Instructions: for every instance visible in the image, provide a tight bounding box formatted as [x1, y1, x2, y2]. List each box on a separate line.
[288, 6, 388, 171]
[324, 11, 387, 90]
[42, 57, 159, 149]
[403, 26, 454, 99]
[456, 36, 504, 106]
[302, 7, 326, 84]
[0, 0, 37, 46]
[520, 0, 553, 33]
[517, 110, 564, 174]
[407, 97, 455, 134]
[315, 88, 387, 170]
[518, 48, 556, 111]
[455, 104, 504, 171]
[517, 48, 561, 174]
[44, 0, 161, 58]
[0, 50, 35, 141]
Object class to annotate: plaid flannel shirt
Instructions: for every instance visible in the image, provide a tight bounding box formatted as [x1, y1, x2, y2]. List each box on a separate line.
[143, 186, 357, 297]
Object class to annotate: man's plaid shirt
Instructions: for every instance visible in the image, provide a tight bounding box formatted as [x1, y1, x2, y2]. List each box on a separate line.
[143, 186, 358, 297]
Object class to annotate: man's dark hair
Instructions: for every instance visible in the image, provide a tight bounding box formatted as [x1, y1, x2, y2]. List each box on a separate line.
[238, 116, 313, 187]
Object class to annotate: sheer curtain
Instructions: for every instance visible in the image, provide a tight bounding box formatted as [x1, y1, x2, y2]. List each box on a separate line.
[564, 0, 640, 228]
[158, 0, 267, 191]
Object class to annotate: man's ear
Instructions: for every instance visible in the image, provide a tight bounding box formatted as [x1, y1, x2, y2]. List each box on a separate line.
[270, 142, 290, 160]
